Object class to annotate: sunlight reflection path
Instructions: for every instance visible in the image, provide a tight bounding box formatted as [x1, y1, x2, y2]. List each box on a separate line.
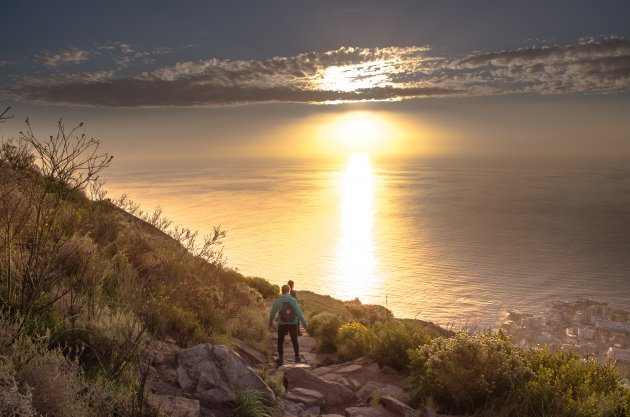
[333, 152, 379, 300]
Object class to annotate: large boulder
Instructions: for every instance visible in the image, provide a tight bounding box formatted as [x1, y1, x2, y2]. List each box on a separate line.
[177, 343, 275, 405]
[284, 366, 356, 412]
[380, 396, 415, 417]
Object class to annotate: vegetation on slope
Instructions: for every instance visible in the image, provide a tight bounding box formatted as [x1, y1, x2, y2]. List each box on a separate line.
[1, 108, 629, 417]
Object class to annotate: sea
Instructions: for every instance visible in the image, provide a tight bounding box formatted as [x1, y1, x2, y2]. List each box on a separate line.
[104, 154, 630, 328]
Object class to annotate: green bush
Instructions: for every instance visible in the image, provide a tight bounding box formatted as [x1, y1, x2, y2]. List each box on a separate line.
[370, 321, 433, 371]
[309, 312, 345, 353]
[345, 303, 394, 326]
[336, 322, 371, 362]
[511, 349, 630, 417]
[406, 331, 630, 417]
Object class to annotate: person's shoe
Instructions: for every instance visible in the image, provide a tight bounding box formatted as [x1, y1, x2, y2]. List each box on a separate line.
[276, 357, 284, 366]
[294, 355, 301, 363]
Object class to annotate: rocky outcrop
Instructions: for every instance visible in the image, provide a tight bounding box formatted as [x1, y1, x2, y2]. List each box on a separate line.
[284, 366, 357, 412]
[177, 343, 276, 405]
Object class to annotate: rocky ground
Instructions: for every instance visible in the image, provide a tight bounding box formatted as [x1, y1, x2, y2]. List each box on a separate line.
[142, 331, 456, 417]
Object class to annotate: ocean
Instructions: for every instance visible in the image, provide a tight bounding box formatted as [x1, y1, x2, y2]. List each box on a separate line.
[104, 155, 630, 328]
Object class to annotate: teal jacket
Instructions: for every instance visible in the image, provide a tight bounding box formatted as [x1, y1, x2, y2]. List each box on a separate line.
[269, 294, 308, 327]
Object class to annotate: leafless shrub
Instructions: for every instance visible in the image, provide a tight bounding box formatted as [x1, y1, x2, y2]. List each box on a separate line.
[19, 118, 113, 192]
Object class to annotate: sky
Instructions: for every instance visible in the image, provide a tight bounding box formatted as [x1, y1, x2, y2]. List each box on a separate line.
[1, 0, 630, 164]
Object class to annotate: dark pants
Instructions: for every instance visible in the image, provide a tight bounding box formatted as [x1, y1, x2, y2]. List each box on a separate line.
[277, 323, 299, 359]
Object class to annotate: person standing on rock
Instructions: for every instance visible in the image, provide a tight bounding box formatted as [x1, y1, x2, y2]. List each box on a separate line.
[288, 280, 302, 335]
[269, 284, 308, 366]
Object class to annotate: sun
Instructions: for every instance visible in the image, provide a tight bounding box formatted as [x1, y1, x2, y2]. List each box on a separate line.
[331, 111, 386, 152]
[319, 62, 389, 92]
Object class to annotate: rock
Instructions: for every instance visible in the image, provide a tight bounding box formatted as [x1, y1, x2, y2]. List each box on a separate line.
[301, 351, 319, 365]
[364, 363, 380, 374]
[351, 357, 372, 365]
[306, 405, 321, 416]
[338, 364, 363, 374]
[345, 405, 398, 417]
[419, 406, 437, 417]
[383, 384, 405, 399]
[280, 398, 305, 417]
[312, 366, 334, 376]
[356, 380, 386, 403]
[233, 339, 267, 366]
[321, 372, 343, 383]
[380, 366, 398, 375]
[285, 388, 325, 407]
[380, 396, 415, 417]
[322, 415, 345, 417]
[339, 377, 362, 391]
[177, 343, 275, 405]
[297, 335, 318, 353]
[284, 366, 357, 411]
[147, 394, 200, 417]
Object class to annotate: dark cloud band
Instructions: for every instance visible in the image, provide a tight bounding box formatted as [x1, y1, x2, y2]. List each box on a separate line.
[5, 38, 630, 107]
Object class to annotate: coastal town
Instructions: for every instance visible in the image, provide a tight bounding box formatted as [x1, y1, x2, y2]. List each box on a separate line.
[501, 298, 630, 381]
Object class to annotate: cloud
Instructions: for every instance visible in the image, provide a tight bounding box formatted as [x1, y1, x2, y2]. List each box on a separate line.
[7, 38, 630, 107]
[40, 48, 91, 67]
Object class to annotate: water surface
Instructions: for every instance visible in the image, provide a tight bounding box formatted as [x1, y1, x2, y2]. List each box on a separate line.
[104, 155, 630, 327]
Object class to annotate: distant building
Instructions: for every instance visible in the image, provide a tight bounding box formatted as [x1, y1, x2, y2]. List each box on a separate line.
[522, 316, 542, 329]
[577, 327, 595, 340]
[575, 310, 590, 324]
[548, 310, 564, 324]
[590, 305, 613, 322]
[607, 347, 630, 363]
[594, 319, 630, 333]
[566, 327, 577, 337]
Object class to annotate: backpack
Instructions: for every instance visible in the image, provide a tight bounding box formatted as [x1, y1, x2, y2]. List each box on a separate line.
[279, 301, 296, 322]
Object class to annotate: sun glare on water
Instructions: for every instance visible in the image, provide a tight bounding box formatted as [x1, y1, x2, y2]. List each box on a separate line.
[333, 152, 379, 300]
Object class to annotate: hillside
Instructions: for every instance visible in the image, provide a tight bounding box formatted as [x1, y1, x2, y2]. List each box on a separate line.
[1, 116, 629, 417]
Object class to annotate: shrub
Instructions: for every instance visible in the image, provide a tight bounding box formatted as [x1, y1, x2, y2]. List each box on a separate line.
[13, 339, 89, 417]
[510, 349, 630, 417]
[243, 276, 279, 300]
[370, 321, 433, 371]
[230, 389, 273, 417]
[0, 363, 37, 417]
[406, 331, 630, 417]
[73, 308, 146, 379]
[336, 322, 371, 362]
[145, 299, 205, 347]
[345, 303, 394, 326]
[227, 307, 269, 354]
[308, 312, 345, 353]
[406, 332, 527, 414]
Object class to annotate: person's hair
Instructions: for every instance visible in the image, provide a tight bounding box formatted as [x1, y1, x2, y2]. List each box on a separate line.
[288, 280, 294, 289]
[281, 284, 291, 294]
